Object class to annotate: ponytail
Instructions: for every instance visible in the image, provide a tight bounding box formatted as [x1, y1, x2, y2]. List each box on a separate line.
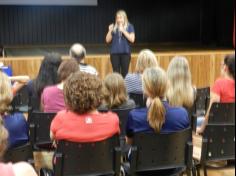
[148, 97, 166, 133]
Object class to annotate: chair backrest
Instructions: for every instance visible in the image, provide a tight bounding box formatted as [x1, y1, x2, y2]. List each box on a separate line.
[11, 85, 29, 112]
[194, 87, 210, 115]
[129, 93, 146, 108]
[208, 103, 235, 124]
[4, 143, 33, 164]
[29, 111, 56, 149]
[130, 128, 193, 174]
[55, 135, 121, 176]
[202, 124, 235, 162]
[112, 108, 134, 137]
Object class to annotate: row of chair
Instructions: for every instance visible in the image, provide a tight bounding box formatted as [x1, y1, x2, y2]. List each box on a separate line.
[5, 86, 235, 176]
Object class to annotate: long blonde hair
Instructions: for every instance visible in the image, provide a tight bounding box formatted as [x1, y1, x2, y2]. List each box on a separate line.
[0, 71, 13, 114]
[167, 56, 194, 109]
[142, 67, 168, 133]
[103, 73, 128, 109]
[0, 116, 8, 158]
[113, 10, 129, 32]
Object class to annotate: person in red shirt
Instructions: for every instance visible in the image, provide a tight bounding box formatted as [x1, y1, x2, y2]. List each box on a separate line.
[50, 72, 120, 143]
[197, 54, 235, 134]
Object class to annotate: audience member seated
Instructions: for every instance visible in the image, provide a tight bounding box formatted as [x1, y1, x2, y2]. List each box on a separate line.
[125, 49, 159, 94]
[0, 117, 37, 176]
[50, 72, 120, 143]
[70, 43, 98, 75]
[197, 54, 235, 134]
[99, 73, 136, 111]
[27, 53, 62, 110]
[41, 60, 79, 113]
[10, 76, 30, 96]
[0, 71, 29, 149]
[167, 56, 196, 110]
[126, 67, 190, 143]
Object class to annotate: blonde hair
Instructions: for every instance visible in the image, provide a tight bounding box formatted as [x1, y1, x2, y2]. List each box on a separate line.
[103, 73, 128, 109]
[113, 10, 129, 32]
[0, 71, 13, 114]
[0, 116, 8, 158]
[135, 49, 159, 73]
[167, 56, 194, 109]
[142, 67, 168, 133]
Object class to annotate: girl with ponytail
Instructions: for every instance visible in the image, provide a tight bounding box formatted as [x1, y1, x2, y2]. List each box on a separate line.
[126, 67, 189, 142]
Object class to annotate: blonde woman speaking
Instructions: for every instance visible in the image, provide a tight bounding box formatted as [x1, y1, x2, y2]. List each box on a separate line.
[106, 10, 135, 77]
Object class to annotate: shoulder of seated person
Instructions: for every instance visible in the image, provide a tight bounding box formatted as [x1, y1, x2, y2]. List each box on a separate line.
[12, 162, 37, 176]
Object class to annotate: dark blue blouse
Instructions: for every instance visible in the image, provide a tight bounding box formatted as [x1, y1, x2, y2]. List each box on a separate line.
[110, 24, 135, 55]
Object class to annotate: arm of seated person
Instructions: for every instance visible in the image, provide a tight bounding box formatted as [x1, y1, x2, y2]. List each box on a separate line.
[9, 76, 30, 83]
[196, 92, 220, 135]
[13, 162, 38, 176]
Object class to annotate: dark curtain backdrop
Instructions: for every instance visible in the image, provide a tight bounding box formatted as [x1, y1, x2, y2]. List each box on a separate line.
[0, 0, 234, 46]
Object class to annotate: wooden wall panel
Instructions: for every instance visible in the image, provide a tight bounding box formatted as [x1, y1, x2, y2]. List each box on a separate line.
[0, 50, 234, 88]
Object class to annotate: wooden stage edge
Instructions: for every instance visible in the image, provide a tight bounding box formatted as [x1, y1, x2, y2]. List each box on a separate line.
[0, 49, 235, 88]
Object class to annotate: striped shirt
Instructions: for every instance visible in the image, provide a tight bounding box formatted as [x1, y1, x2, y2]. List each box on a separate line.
[79, 63, 98, 76]
[125, 73, 143, 94]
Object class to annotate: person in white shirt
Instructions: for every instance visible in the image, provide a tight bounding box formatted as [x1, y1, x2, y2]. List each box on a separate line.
[69, 43, 98, 76]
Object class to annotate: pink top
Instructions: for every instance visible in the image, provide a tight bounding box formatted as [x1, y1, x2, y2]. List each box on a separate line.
[211, 78, 235, 103]
[0, 163, 15, 176]
[41, 85, 66, 113]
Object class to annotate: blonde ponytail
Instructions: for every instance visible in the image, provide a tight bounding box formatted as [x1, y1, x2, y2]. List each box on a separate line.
[142, 67, 168, 133]
[148, 97, 166, 133]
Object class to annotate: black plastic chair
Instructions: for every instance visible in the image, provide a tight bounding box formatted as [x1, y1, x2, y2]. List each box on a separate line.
[208, 103, 235, 124]
[129, 128, 193, 176]
[194, 124, 235, 176]
[192, 103, 235, 131]
[29, 111, 56, 150]
[129, 93, 146, 108]
[41, 135, 121, 176]
[11, 85, 30, 113]
[194, 87, 210, 116]
[4, 143, 34, 164]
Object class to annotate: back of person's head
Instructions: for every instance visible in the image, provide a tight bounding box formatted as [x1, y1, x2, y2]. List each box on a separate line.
[57, 59, 80, 82]
[135, 49, 159, 73]
[34, 53, 62, 96]
[64, 72, 102, 114]
[69, 43, 86, 63]
[167, 56, 194, 109]
[0, 117, 8, 159]
[224, 54, 235, 80]
[142, 67, 168, 133]
[103, 73, 128, 109]
[0, 71, 13, 114]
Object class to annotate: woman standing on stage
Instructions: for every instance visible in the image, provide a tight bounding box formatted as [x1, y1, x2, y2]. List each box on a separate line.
[106, 10, 135, 77]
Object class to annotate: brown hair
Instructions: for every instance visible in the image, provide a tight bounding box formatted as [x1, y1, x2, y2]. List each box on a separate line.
[0, 71, 13, 114]
[224, 54, 235, 80]
[0, 117, 8, 158]
[64, 72, 103, 114]
[58, 59, 80, 82]
[142, 67, 168, 133]
[103, 73, 128, 109]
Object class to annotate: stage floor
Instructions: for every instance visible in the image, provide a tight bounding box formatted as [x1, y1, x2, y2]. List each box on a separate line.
[3, 43, 233, 57]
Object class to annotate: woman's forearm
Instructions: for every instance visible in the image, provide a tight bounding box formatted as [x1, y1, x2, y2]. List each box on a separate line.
[122, 31, 135, 43]
[106, 31, 113, 43]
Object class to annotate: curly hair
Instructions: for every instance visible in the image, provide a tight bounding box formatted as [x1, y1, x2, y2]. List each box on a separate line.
[64, 72, 103, 114]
